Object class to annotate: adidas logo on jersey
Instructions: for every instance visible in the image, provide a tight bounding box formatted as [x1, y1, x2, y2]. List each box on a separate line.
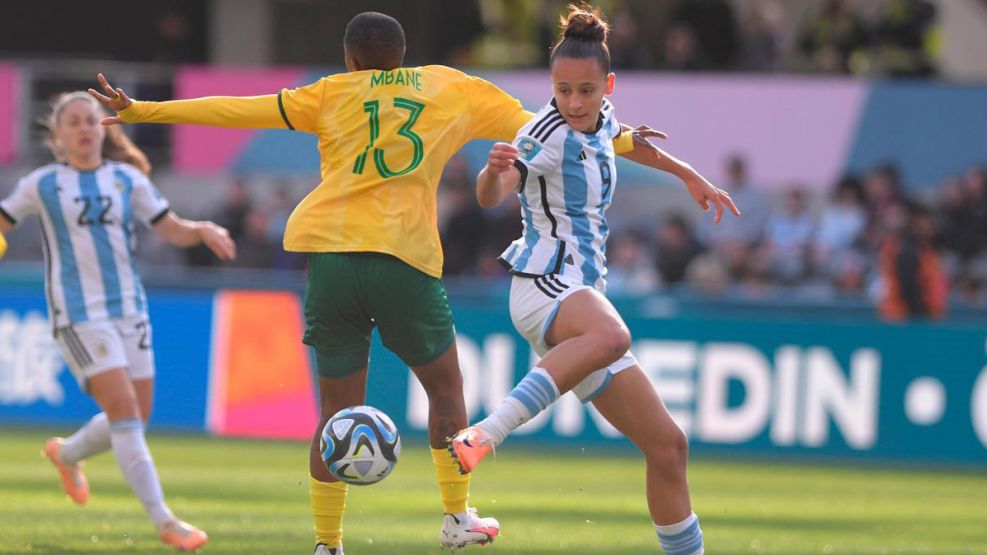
[577, 150, 587, 161]
[565, 254, 575, 264]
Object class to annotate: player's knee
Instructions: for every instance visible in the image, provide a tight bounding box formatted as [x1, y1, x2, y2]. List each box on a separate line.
[593, 325, 631, 361]
[645, 425, 689, 472]
[657, 426, 689, 470]
[100, 393, 141, 420]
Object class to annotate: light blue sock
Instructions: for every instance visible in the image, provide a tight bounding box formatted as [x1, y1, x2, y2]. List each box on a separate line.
[655, 513, 703, 555]
[477, 367, 560, 445]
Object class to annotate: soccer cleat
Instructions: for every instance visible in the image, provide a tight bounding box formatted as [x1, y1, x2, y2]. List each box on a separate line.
[43, 437, 89, 505]
[440, 507, 500, 549]
[313, 543, 344, 555]
[158, 518, 208, 552]
[448, 426, 493, 474]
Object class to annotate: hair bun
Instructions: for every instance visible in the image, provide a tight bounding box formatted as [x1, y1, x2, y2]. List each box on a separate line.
[562, 7, 608, 42]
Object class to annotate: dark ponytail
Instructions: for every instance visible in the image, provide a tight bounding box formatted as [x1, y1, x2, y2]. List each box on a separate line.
[550, 4, 611, 73]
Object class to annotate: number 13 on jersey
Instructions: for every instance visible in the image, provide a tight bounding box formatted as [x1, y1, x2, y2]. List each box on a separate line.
[353, 97, 426, 178]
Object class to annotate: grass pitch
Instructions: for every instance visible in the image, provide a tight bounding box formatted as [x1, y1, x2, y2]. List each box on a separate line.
[0, 428, 985, 554]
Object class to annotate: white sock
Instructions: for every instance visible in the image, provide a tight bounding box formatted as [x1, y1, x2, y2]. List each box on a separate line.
[109, 418, 174, 528]
[477, 367, 559, 446]
[655, 512, 703, 555]
[60, 413, 111, 464]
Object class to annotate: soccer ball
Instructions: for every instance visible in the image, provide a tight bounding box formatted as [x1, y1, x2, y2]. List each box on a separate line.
[320, 405, 401, 485]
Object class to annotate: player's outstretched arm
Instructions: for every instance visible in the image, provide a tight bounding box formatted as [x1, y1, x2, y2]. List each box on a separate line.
[476, 142, 522, 208]
[89, 73, 286, 129]
[152, 212, 237, 261]
[622, 129, 741, 224]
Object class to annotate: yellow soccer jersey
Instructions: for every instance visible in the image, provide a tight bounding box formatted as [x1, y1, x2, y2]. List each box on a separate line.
[116, 65, 635, 278]
[279, 65, 531, 276]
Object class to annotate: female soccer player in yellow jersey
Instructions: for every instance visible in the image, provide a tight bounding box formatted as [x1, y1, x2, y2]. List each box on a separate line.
[90, 11, 731, 554]
[0, 92, 235, 552]
[451, 5, 740, 555]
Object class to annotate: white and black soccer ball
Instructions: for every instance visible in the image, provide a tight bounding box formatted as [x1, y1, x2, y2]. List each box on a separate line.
[320, 405, 401, 485]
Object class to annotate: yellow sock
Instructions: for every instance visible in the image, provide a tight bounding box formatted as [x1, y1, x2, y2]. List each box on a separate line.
[431, 447, 470, 515]
[310, 476, 347, 547]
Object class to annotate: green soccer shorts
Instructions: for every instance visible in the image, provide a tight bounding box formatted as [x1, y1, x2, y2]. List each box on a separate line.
[303, 252, 456, 378]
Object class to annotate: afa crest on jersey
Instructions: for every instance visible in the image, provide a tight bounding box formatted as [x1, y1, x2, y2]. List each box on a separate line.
[518, 137, 543, 161]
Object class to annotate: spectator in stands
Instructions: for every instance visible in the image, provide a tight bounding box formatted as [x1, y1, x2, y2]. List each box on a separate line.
[654, 214, 702, 285]
[878, 202, 948, 320]
[814, 175, 866, 269]
[185, 176, 252, 267]
[608, 8, 648, 69]
[862, 163, 908, 249]
[829, 250, 870, 298]
[234, 209, 276, 269]
[686, 253, 731, 297]
[606, 231, 658, 295]
[440, 159, 488, 276]
[936, 175, 975, 260]
[266, 186, 306, 271]
[953, 268, 986, 309]
[658, 24, 702, 71]
[873, 0, 939, 77]
[962, 164, 987, 256]
[428, 0, 485, 67]
[669, 0, 740, 70]
[700, 154, 768, 253]
[740, 0, 786, 72]
[761, 188, 815, 283]
[797, 0, 869, 74]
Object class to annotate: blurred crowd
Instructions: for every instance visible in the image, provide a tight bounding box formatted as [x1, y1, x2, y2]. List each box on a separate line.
[47, 148, 972, 320]
[448, 0, 940, 76]
[431, 154, 987, 320]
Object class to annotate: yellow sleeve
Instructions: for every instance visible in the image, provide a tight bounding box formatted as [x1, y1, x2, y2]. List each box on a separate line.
[465, 76, 532, 142]
[119, 95, 286, 129]
[279, 79, 327, 134]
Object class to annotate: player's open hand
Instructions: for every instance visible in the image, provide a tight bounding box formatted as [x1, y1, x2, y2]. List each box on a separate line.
[682, 171, 741, 224]
[631, 124, 668, 143]
[626, 125, 668, 159]
[486, 142, 519, 175]
[199, 222, 237, 262]
[87, 73, 133, 126]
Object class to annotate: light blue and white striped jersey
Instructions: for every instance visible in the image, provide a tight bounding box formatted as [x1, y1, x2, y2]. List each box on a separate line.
[0, 162, 169, 327]
[499, 98, 621, 291]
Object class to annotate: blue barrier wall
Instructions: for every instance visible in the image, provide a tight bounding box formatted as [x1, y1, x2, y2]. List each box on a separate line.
[0, 285, 213, 431]
[2, 283, 985, 465]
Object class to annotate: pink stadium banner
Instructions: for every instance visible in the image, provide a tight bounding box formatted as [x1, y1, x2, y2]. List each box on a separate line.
[174, 66, 308, 174]
[0, 64, 19, 165]
[172, 67, 867, 189]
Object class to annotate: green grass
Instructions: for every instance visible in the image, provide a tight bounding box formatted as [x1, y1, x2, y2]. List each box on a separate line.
[1, 428, 985, 554]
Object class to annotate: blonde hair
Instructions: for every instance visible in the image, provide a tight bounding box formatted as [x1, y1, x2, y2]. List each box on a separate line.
[44, 91, 152, 176]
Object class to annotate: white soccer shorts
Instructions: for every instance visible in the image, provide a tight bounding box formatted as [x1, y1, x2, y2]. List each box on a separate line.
[55, 314, 155, 388]
[509, 274, 637, 402]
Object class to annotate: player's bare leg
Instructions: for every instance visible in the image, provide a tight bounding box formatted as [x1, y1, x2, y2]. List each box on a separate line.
[592, 366, 704, 554]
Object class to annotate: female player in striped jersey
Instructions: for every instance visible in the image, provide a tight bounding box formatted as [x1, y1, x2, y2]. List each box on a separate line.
[451, 6, 739, 555]
[0, 92, 235, 551]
